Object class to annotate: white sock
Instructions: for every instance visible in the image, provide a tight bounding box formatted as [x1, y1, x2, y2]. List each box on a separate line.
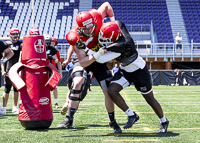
[125, 108, 135, 116]
[55, 99, 58, 104]
[160, 115, 167, 123]
[13, 106, 18, 109]
[2, 107, 6, 112]
[63, 102, 68, 107]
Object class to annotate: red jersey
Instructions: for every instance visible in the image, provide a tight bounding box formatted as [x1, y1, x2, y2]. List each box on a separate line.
[52, 50, 61, 68]
[67, 9, 103, 51]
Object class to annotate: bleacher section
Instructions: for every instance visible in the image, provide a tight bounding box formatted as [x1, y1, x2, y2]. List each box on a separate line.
[179, 0, 200, 43]
[93, 0, 174, 43]
[0, 0, 199, 46]
[0, 0, 79, 44]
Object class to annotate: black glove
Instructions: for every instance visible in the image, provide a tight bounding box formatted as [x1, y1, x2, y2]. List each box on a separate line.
[76, 40, 86, 50]
[76, 40, 88, 52]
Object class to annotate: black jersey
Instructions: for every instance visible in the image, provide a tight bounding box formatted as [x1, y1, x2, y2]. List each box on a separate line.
[46, 45, 57, 63]
[4, 41, 22, 72]
[106, 20, 138, 66]
[0, 41, 9, 59]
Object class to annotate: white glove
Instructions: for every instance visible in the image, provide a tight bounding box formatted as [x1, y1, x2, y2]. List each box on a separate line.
[93, 48, 105, 60]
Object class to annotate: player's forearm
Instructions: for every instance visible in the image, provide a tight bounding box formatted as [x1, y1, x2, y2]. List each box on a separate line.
[57, 62, 62, 72]
[1, 63, 5, 72]
[66, 45, 74, 63]
[105, 2, 114, 18]
[79, 48, 106, 67]
[99, 2, 115, 21]
[79, 55, 96, 68]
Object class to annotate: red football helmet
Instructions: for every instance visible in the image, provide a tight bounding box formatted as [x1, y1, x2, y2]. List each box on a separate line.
[51, 37, 58, 46]
[98, 22, 121, 47]
[9, 28, 20, 41]
[76, 11, 96, 37]
[29, 28, 40, 35]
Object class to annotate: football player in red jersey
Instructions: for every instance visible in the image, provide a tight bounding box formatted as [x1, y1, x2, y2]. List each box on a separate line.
[57, 2, 122, 133]
[93, 21, 169, 133]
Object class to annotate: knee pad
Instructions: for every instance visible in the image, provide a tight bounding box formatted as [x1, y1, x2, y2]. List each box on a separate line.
[69, 74, 91, 101]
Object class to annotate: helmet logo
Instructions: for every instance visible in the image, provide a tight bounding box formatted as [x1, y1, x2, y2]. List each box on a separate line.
[82, 18, 93, 26]
[34, 39, 45, 53]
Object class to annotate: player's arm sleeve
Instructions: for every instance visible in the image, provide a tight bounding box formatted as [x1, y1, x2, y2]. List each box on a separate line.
[106, 42, 126, 53]
[57, 51, 61, 62]
[0, 41, 9, 51]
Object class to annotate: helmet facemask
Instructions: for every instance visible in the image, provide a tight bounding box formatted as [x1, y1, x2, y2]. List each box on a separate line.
[80, 22, 96, 37]
[98, 30, 115, 47]
[10, 32, 20, 41]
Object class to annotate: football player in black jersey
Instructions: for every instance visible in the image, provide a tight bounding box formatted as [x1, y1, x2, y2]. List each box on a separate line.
[44, 34, 58, 64]
[0, 28, 18, 115]
[86, 21, 169, 133]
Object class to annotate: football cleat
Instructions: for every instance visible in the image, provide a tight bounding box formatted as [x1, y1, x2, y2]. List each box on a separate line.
[60, 102, 69, 115]
[57, 115, 73, 129]
[12, 108, 18, 114]
[109, 119, 122, 133]
[54, 103, 60, 108]
[123, 113, 139, 129]
[158, 119, 169, 133]
[0, 110, 6, 115]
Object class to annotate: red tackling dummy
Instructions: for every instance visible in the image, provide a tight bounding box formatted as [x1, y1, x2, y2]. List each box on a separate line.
[8, 35, 61, 130]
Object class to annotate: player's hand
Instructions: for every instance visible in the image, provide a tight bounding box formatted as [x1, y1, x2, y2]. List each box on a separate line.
[2, 71, 6, 78]
[93, 48, 107, 60]
[101, 47, 107, 54]
[62, 60, 69, 68]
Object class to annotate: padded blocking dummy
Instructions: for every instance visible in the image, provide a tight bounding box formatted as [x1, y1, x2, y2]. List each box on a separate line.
[8, 35, 61, 129]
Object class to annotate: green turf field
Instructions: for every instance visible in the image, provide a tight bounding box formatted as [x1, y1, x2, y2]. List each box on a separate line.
[0, 86, 200, 143]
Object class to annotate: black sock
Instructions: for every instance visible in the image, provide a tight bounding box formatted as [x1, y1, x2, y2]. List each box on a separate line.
[68, 107, 76, 119]
[108, 112, 115, 122]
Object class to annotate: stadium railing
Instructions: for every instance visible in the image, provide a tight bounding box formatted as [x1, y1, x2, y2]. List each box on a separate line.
[56, 42, 200, 62]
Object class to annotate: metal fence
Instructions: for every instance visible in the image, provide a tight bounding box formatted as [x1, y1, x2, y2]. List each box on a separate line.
[56, 42, 200, 61]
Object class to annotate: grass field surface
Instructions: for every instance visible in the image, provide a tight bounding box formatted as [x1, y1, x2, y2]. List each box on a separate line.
[0, 86, 200, 143]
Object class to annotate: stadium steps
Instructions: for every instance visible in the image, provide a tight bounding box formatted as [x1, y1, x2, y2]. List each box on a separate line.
[79, 0, 92, 12]
[166, 0, 189, 43]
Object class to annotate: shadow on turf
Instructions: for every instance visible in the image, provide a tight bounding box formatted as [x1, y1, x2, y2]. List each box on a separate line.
[61, 131, 179, 138]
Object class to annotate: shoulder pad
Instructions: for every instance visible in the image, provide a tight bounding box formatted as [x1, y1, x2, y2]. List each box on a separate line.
[66, 31, 80, 46]
[5, 41, 12, 46]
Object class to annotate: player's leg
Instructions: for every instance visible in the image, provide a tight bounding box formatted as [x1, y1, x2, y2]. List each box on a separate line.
[95, 67, 122, 133]
[141, 91, 169, 133]
[137, 65, 169, 133]
[60, 68, 73, 115]
[53, 87, 60, 108]
[57, 66, 90, 128]
[60, 90, 70, 115]
[12, 86, 19, 114]
[1, 77, 12, 115]
[107, 72, 139, 129]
